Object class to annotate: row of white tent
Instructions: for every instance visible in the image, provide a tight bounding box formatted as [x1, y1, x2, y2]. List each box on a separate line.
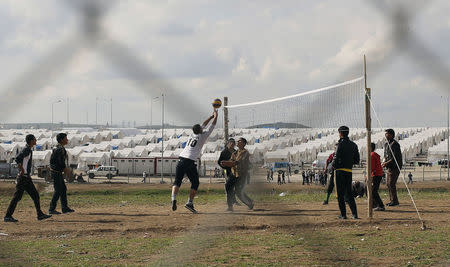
[427, 139, 450, 163]
[1, 127, 447, 171]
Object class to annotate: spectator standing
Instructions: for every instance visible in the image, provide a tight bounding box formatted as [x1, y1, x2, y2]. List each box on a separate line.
[382, 129, 403, 207]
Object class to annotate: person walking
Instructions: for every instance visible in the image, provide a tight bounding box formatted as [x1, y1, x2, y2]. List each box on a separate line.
[221, 138, 254, 211]
[408, 172, 413, 184]
[49, 133, 75, 214]
[382, 129, 402, 207]
[332, 126, 360, 219]
[4, 135, 51, 222]
[218, 138, 239, 209]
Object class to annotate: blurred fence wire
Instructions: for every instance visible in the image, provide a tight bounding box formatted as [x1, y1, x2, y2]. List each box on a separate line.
[0, 0, 202, 122]
[0, 0, 448, 122]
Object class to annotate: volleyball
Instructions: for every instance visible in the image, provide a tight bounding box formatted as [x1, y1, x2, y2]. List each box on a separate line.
[212, 98, 222, 108]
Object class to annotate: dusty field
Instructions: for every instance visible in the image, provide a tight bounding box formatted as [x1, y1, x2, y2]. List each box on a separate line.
[0, 180, 449, 266]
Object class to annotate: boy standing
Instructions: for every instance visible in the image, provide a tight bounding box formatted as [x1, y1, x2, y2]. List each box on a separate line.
[49, 133, 75, 214]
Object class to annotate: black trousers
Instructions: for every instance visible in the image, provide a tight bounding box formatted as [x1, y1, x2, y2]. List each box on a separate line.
[225, 175, 253, 208]
[6, 175, 43, 217]
[49, 172, 69, 211]
[335, 170, 357, 217]
[372, 176, 384, 208]
[225, 173, 237, 204]
[326, 172, 335, 195]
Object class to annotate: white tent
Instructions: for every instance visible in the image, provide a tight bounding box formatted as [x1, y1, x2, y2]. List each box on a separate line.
[0, 143, 21, 162]
[428, 139, 449, 163]
[78, 152, 111, 169]
[32, 150, 52, 167]
[201, 151, 221, 171]
[264, 150, 291, 164]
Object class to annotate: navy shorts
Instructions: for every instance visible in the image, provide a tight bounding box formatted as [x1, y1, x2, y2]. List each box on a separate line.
[173, 157, 199, 190]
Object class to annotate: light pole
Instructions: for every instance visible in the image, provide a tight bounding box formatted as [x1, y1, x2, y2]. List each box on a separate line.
[110, 98, 113, 127]
[445, 96, 449, 181]
[150, 96, 159, 129]
[160, 93, 165, 184]
[66, 97, 70, 126]
[51, 99, 63, 145]
[95, 97, 98, 126]
[251, 108, 255, 128]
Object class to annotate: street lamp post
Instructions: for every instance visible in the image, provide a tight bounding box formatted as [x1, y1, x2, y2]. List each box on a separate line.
[51, 99, 63, 145]
[251, 108, 255, 128]
[95, 97, 98, 126]
[110, 98, 113, 127]
[150, 96, 159, 129]
[441, 96, 450, 181]
[160, 93, 165, 184]
[447, 96, 449, 181]
[66, 97, 70, 126]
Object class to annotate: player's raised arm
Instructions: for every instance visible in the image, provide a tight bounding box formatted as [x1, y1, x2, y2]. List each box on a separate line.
[211, 108, 218, 125]
[201, 109, 215, 127]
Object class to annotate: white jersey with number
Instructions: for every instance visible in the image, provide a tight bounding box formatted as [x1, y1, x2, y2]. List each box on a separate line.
[179, 123, 216, 161]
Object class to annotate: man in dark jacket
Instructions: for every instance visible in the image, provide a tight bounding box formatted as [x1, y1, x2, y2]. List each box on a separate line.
[4, 135, 51, 222]
[332, 126, 360, 219]
[218, 138, 239, 208]
[49, 133, 74, 214]
[382, 129, 402, 206]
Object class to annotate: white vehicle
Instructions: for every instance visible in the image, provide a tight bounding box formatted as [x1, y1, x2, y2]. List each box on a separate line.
[289, 163, 301, 174]
[87, 166, 118, 179]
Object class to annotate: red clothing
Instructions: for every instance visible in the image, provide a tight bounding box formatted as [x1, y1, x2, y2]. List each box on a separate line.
[326, 152, 335, 169]
[371, 152, 383, 177]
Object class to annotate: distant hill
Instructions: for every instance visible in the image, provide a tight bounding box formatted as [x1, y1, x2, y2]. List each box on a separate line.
[248, 122, 310, 129]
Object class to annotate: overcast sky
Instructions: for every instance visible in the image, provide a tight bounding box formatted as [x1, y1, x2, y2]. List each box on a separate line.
[0, 0, 449, 127]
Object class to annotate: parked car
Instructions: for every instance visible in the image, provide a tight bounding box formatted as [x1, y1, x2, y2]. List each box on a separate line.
[289, 163, 301, 174]
[0, 162, 19, 179]
[87, 166, 118, 179]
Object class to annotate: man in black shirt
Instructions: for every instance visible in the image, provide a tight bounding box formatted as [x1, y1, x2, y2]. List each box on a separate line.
[382, 129, 402, 206]
[332, 126, 360, 219]
[49, 133, 74, 214]
[218, 138, 238, 210]
[4, 134, 51, 222]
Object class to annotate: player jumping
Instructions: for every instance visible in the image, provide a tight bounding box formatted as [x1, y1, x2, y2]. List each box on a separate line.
[171, 108, 218, 213]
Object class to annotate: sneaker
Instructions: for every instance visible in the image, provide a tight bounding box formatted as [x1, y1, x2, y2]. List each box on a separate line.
[49, 210, 61, 215]
[322, 200, 328, 205]
[62, 208, 75, 213]
[4, 216, 18, 222]
[386, 202, 399, 207]
[172, 200, 177, 211]
[184, 203, 198, 214]
[374, 207, 385, 211]
[37, 214, 52, 221]
[338, 215, 347, 220]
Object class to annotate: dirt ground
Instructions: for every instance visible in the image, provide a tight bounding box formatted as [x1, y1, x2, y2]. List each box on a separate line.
[0, 181, 449, 266]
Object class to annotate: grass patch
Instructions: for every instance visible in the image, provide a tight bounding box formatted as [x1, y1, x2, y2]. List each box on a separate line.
[0, 236, 174, 266]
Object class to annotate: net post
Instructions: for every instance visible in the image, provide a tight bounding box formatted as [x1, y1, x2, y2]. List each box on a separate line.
[224, 97, 229, 145]
[364, 55, 373, 219]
